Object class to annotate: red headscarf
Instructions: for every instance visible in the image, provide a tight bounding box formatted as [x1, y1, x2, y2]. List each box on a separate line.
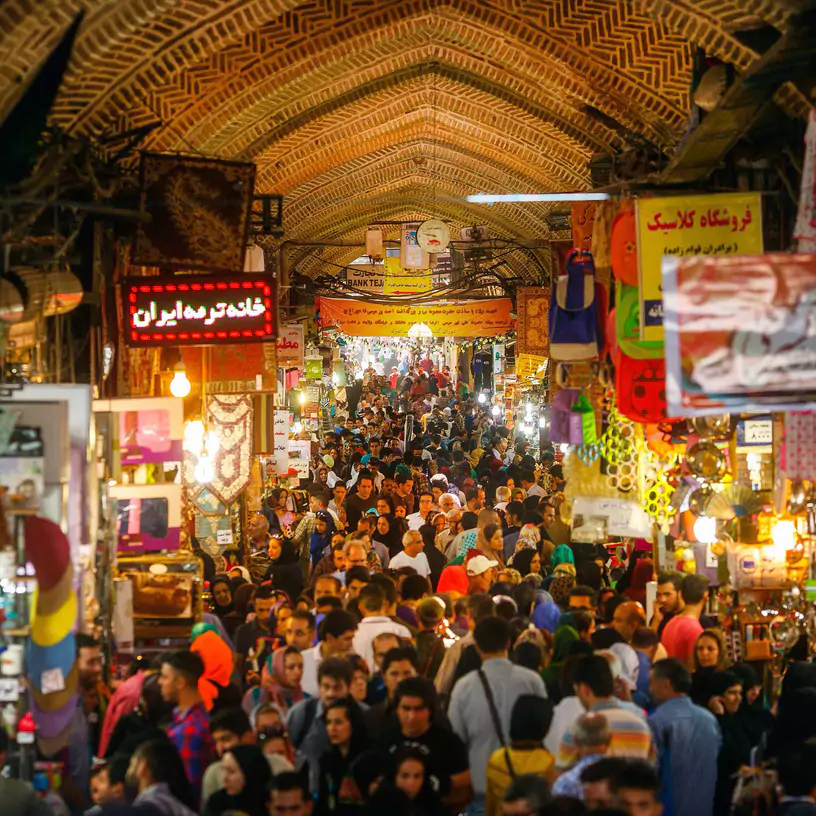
[625, 558, 654, 606]
[191, 629, 234, 711]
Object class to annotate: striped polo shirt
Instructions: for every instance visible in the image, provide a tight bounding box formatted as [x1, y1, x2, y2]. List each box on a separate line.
[555, 698, 656, 770]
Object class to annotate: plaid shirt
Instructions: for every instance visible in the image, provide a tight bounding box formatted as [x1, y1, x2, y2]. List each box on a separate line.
[167, 702, 215, 800]
[410, 466, 431, 497]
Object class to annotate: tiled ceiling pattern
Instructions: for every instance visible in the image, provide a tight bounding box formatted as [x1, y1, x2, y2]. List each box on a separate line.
[0, 0, 800, 277]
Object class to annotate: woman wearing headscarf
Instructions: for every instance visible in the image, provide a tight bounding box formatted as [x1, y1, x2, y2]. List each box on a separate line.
[263, 536, 304, 604]
[222, 583, 256, 639]
[762, 661, 816, 758]
[418, 523, 447, 590]
[623, 557, 653, 606]
[704, 670, 753, 814]
[549, 545, 576, 577]
[259, 645, 307, 715]
[310, 510, 336, 570]
[209, 575, 235, 619]
[372, 513, 403, 559]
[315, 697, 369, 816]
[540, 623, 580, 701]
[204, 744, 273, 816]
[730, 662, 774, 747]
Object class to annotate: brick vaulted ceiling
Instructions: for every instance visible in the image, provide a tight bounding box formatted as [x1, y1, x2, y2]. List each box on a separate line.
[0, 0, 804, 279]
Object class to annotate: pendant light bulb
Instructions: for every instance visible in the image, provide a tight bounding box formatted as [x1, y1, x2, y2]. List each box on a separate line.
[170, 363, 191, 398]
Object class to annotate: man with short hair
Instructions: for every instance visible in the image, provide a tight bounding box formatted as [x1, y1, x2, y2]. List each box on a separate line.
[580, 757, 630, 811]
[648, 658, 720, 816]
[159, 650, 215, 799]
[388, 529, 431, 577]
[611, 761, 664, 816]
[351, 582, 412, 667]
[286, 610, 316, 652]
[201, 707, 292, 809]
[394, 473, 415, 515]
[520, 470, 545, 498]
[344, 565, 371, 601]
[568, 586, 598, 616]
[502, 501, 526, 560]
[406, 492, 435, 530]
[314, 574, 342, 600]
[269, 771, 314, 816]
[551, 712, 611, 799]
[501, 774, 552, 816]
[328, 483, 347, 521]
[556, 654, 653, 771]
[365, 645, 420, 733]
[234, 584, 278, 680]
[287, 658, 358, 793]
[650, 571, 683, 634]
[540, 502, 556, 531]
[126, 738, 198, 816]
[661, 574, 709, 668]
[344, 470, 378, 528]
[449, 617, 547, 811]
[379, 677, 472, 809]
[300, 609, 358, 697]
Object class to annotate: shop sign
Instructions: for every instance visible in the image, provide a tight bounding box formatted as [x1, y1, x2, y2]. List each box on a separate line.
[273, 410, 289, 475]
[305, 357, 323, 380]
[740, 419, 773, 446]
[663, 253, 816, 415]
[289, 439, 311, 479]
[637, 192, 763, 343]
[126, 275, 275, 346]
[277, 323, 304, 368]
[317, 297, 515, 338]
[346, 264, 384, 293]
[384, 256, 432, 296]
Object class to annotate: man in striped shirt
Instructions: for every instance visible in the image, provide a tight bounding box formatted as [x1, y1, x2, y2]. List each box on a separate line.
[556, 654, 655, 771]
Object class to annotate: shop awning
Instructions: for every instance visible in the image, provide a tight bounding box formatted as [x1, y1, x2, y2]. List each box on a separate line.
[316, 297, 515, 338]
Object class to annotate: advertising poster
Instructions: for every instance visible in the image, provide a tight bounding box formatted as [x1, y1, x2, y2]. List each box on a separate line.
[276, 323, 304, 368]
[273, 410, 289, 475]
[400, 224, 430, 270]
[662, 253, 816, 415]
[384, 256, 432, 296]
[637, 192, 763, 343]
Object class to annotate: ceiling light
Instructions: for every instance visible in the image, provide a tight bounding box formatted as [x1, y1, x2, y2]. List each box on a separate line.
[169, 363, 191, 398]
[467, 193, 611, 204]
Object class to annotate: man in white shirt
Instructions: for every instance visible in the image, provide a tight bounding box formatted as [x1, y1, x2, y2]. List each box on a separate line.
[350, 582, 412, 668]
[388, 529, 431, 578]
[521, 469, 546, 498]
[300, 609, 358, 697]
[406, 492, 435, 531]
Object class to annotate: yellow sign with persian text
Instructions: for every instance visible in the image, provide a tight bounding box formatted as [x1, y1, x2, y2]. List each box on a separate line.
[384, 256, 432, 296]
[637, 192, 763, 342]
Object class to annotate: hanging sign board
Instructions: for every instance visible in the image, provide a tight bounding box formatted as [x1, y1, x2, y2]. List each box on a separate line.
[276, 323, 304, 368]
[384, 256, 432, 296]
[400, 224, 430, 270]
[273, 410, 289, 474]
[346, 264, 384, 293]
[289, 439, 311, 479]
[317, 297, 515, 337]
[125, 275, 275, 346]
[637, 192, 763, 343]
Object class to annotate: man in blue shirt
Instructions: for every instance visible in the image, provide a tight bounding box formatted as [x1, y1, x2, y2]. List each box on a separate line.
[649, 657, 721, 816]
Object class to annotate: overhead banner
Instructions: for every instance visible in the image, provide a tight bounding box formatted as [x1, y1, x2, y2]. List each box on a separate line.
[276, 323, 304, 368]
[516, 287, 550, 357]
[637, 192, 763, 343]
[317, 297, 515, 337]
[663, 253, 816, 415]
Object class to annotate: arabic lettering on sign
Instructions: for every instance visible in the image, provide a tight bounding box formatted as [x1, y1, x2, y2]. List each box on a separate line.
[126, 276, 275, 347]
[276, 323, 304, 368]
[637, 193, 763, 344]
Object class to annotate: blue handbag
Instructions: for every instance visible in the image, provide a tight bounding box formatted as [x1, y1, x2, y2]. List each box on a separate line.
[549, 249, 601, 361]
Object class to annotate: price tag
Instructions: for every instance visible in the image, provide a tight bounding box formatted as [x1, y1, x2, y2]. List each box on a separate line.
[743, 419, 772, 445]
[40, 667, 65, 694]
[216, 529, 234, 546]
[0, 678, 19, 702]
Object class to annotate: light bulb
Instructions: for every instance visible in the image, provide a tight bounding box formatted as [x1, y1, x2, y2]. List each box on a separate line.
[478, 393, 487, 404]
[194, 456, 214, 484]
[491, 405, 501, 417]
[183, 420, 205, 453]
[169, 364, 191, 398]
[293, 421, 303, 434]
[693, 516, 718, 545]
[559, 443, 569, 454]
[538, 416, 547, 428]
[205, 430, 220, 455]
[298, 391, 307, 406]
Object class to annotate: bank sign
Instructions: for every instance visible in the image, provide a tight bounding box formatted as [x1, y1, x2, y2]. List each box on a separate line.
[126, 275, 276, 346]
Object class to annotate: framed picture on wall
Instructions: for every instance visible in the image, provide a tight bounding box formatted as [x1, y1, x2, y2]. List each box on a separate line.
[109, 484, 182, 552]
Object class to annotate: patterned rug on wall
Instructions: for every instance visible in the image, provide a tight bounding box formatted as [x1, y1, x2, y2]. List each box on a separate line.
[207, 394, 254, 505]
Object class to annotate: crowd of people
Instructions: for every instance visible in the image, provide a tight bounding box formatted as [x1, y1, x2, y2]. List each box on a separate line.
[40, 356, 816, 816]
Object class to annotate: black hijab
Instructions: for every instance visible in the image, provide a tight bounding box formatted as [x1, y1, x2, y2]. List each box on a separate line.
[372, 514, 403, 557]
[264, 538, 304, 604]
[210, 574, 235, 618]
[205, 744, 272, 816]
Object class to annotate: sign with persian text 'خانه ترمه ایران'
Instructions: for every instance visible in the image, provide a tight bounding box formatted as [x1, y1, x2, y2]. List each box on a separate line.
[125, 275, 276, 347]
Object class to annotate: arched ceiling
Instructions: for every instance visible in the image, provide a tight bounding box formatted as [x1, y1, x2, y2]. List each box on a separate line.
[0, 0, 805, 280]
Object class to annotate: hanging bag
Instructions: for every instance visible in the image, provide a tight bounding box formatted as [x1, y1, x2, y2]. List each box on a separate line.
[548, 388, 581, 444]
[476, 669, 517, 781]
[549, 250, 601, 361]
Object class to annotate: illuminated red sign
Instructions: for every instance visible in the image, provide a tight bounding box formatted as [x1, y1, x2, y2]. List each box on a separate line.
[125, 275, 275, 346]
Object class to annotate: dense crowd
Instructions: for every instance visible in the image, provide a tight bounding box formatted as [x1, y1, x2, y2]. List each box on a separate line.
[27, 356, 816, 816]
